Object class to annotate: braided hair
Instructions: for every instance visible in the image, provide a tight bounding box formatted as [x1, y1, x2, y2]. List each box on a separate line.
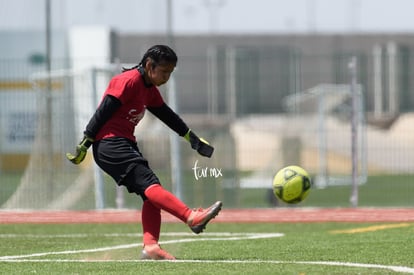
[123, 45, 177, 72]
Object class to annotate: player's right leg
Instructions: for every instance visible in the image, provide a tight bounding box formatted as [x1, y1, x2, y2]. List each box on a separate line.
[144, 184, 222, 234]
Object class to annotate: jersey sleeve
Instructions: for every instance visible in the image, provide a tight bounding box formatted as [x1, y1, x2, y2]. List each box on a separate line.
[84, 95, 121, 138]
[147, 103, 189, 136]
[104, 77, 134, 104]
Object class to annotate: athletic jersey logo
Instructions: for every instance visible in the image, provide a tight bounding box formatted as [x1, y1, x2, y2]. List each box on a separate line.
[126, 109, 145, 125]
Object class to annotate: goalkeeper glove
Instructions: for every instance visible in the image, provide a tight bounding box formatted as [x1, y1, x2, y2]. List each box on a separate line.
[184, 130, 214, 158]
[66, 135, 94, 164]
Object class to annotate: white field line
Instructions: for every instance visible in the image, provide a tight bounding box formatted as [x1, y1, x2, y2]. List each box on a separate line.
[0, 232, 260, 238]
[1, 232, 413, 274]
[0, 232, 283, 260]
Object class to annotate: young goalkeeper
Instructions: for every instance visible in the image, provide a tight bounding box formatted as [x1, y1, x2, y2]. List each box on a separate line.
[67, 45, 222, 260]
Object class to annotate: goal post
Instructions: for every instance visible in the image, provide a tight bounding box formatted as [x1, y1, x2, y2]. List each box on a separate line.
[2, 67, 115, 210]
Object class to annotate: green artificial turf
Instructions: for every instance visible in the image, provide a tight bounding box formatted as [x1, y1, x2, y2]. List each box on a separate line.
[0, 222, 413, 274]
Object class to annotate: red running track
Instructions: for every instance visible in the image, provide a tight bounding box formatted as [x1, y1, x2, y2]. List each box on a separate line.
[1, 208, 414, 224]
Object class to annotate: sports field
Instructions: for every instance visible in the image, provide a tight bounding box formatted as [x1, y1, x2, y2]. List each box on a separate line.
[1, 209, 414, 274]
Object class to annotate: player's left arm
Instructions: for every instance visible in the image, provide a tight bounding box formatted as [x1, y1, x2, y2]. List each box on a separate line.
[147, 103, 214, 158]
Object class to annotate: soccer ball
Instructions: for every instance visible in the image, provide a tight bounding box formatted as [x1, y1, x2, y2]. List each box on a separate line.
[272, 165, 312, 204]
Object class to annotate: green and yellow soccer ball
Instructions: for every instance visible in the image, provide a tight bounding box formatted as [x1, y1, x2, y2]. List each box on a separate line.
[272, 165, 312, 204]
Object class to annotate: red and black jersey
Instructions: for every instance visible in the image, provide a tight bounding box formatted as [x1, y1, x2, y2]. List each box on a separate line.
[85, 68, 189, 142]
[95, 69, 164, 142]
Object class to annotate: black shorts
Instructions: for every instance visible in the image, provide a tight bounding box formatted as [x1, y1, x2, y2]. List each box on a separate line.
[92, 137, 160, 199]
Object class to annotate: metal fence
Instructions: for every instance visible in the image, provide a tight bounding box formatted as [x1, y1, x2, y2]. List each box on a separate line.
[0, 53, 413, 209]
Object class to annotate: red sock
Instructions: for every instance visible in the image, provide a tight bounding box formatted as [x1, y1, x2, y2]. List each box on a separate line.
[144, 184, 192, 223]
[142, 200, 161, 245]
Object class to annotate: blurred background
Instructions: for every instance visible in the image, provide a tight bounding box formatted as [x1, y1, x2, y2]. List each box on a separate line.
[1, 0, 413, 210]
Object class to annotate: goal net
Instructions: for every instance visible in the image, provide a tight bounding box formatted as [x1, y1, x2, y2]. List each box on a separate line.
[2, 67, 115, 210]
[283, 84, 367, 188]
